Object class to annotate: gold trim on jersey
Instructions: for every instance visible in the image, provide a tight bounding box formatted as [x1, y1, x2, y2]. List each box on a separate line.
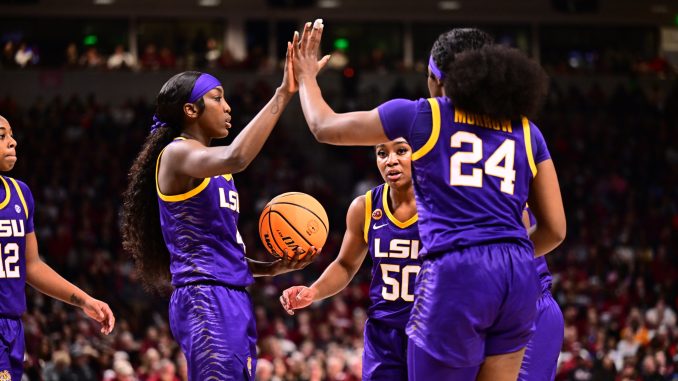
[363, 190, 372, 243]
[382, 184, 418, 228]
[155, 137, 211, 202]
[522, 117, 538, 177]
[412, 98, 441, 161]
[0, 176, 11, 210]
[8, 178, 28, 219]
[222, 174, 233, 181]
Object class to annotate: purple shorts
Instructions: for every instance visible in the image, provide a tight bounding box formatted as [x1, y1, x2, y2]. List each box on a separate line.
[519, 290, 564, 381]
[0, 317, 24, 381]
[406, 243, 540, 368]
[362, 318, 408, 381]
[170, 284, 257, 381]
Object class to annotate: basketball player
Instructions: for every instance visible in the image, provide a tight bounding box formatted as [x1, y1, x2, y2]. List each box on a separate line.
[0, 115, 115, 381]
[280, 137, 420, 380]
[121, 42, 324, 380]
[290, 22, 566, 381]
[423, 40, 565, 381]
[519, 208, 564, 381]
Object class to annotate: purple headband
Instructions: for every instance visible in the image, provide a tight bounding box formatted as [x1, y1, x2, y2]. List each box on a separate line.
[428, 55, 445, 81]
[189, 73, 221, 103]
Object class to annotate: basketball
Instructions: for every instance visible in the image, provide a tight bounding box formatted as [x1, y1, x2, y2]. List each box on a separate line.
[258, 192, 329, 259]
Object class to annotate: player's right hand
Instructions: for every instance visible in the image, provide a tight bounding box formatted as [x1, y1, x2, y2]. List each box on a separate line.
[280, 286, 318, 315]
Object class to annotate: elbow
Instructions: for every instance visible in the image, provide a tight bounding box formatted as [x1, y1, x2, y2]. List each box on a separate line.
[308, 121, 329, 143]
[550, 223, 567, 246]
[224, 148, 251, 174]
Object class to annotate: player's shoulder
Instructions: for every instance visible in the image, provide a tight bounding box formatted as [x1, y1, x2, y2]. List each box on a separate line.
[1, 176, 31, 194]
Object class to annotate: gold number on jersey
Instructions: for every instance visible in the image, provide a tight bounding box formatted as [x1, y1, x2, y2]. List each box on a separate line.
[380, 264, 421, 302]
[450, 131, 516, 194]
[0, 243, 20, 279]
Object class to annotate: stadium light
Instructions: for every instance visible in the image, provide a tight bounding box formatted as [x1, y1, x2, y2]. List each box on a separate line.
[318, 0, 340, 8]
[198, 0, 221, 6]
[438, 1, 461, 10]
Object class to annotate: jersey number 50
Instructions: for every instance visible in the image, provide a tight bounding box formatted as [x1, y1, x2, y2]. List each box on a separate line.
[450, 131, 516, 194]
[380, 264, 420, 302]
[0, 243, 20, 279]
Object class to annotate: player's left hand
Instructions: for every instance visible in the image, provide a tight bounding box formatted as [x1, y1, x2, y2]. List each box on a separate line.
[82, 297, 116, 335]
[269, 246, 320, 276]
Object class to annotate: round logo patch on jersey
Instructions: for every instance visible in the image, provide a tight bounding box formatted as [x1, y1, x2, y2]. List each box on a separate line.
[14, 204, 21, 214]
[372, 209, 383, 220]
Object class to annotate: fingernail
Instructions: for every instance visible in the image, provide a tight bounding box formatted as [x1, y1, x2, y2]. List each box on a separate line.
[306, 22, 311, 28]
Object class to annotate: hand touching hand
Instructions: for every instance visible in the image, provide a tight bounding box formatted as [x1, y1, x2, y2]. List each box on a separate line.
[292, 19, 331, 83]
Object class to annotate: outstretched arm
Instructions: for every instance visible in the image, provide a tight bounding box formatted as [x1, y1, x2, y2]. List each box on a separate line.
[24, 233, 115, 334]
[293, 21, 389, 146]
[165, 41, 298, 179]
[280, 195, 369, 314]
[528, 160, 566, 256]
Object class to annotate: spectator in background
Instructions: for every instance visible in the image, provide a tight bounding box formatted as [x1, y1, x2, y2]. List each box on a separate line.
[140, 43, 161, 70]
[64, 42, 79, 68]
[79, 46, 104, 69]
[14, 41, 35, 67]
[205, 37, 221, 69]
[1, 40, 16, 68]
[107, 44, 137, 71]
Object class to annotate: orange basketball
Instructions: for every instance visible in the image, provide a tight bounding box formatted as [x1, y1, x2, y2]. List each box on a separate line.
[258, 192, 329, 259]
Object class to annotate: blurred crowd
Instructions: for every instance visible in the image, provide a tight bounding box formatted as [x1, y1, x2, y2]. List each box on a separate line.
[2, 35, 676, 77]
[0, 69, 676, 381]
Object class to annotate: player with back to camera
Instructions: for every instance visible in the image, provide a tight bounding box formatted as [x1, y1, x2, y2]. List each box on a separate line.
[280, 137, 421, 380]
[424, 39, 565, 381]
[0, 115, 115, 381]
[289, 21, 566, 381]
[121, 40, 325, 380]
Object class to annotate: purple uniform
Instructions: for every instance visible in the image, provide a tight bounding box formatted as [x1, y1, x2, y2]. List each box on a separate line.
[378, 97, 550, 374]
[520, 210, 564, 381]
[157, 138, 256, 380]
[0, 176, 35, 380]
[362, 184, 421, 380]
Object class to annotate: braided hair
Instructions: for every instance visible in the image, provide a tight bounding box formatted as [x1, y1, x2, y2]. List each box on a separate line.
[121, 71, 205, 291]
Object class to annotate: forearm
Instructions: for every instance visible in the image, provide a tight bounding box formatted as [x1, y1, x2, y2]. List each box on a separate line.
[309, 260, 356, 301]
[298, 77, 339, 143]
[26, 260, 90, 307]
[531, 227, 565, 257]
[247, 258, 278, 277]
[227, 88, 293, 171]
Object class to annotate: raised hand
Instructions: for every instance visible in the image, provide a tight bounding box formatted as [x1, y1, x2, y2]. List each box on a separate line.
[292, 19, 331, 83]
[280, 285, 319, 315]
[280, 39, 298, 94]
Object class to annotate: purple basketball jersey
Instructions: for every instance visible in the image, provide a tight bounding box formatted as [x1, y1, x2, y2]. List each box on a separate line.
[0, 176, 35, 317]
[157, 139, 253, 288]
[365, 184, 421, 330]
[378, 97, 551, 257]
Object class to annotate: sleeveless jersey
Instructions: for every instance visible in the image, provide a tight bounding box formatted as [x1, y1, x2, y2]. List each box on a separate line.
[378, 97, 551, 257]
[0, 176, 35, 317]
[157, 138, 253, 288]
[364, 183, 421, 329]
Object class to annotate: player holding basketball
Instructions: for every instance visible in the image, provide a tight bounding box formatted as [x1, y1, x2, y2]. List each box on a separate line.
[0, 115, 115, 381]
[280, 137, 420, 380]
[121, 41, 323, 380]
[290, 22, 565, 381]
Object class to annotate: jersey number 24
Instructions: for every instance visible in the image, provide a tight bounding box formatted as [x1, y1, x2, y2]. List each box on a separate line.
[450, 131, 516, 194]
